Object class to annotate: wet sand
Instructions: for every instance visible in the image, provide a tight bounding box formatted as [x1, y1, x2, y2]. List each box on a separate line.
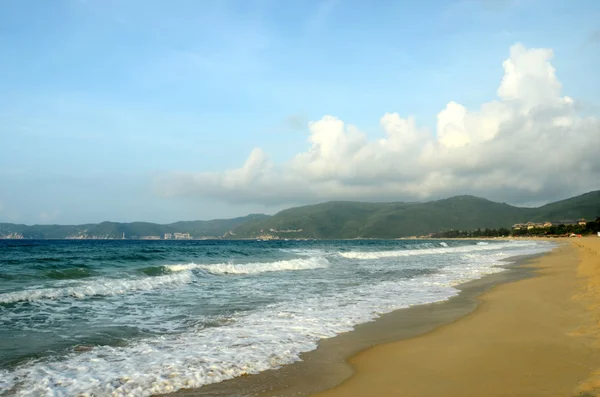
[313, 238, 600, 397]
[164, 250, 551, 397]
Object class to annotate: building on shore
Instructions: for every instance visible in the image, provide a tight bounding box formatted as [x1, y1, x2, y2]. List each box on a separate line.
[512, 218, 587, 230]
[2, 232, 24, 239]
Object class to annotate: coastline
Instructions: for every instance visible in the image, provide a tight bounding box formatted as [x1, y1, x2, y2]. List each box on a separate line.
[313, 238, 600, 397]
[164, 245, 550, 397]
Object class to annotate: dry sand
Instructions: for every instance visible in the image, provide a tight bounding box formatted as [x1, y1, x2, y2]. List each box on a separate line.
[312, 238, 600, 397]
[572, 238, 600, 395]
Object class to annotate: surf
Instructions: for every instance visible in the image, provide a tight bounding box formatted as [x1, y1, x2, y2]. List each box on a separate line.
[164, 256, 329, 275]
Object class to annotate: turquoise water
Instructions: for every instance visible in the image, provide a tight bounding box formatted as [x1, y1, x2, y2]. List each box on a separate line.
[0, 239, 552, 396]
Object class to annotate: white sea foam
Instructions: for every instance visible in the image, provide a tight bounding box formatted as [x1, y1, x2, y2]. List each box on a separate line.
[0, 272, 193, 304]
[339, 240, 530, 259]
[278, 248, 327, 256]
[0, 240, 554, 396]
[0, 272, 459, 396]
[439, 242, 449, 247]
[165, 257, 329, 275]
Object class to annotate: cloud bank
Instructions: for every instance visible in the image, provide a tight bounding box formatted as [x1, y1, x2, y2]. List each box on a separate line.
[157, 44, 600, 206]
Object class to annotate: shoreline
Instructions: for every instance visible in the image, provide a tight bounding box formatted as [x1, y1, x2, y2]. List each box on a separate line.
[313, 238, 600, 397]
[164, 248, 549, 397]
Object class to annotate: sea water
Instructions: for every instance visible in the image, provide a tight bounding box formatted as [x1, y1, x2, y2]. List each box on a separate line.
[0, 239, 553, 396]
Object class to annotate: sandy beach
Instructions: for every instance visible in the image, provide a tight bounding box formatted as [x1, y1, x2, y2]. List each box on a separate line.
[312, 238, 600, 397]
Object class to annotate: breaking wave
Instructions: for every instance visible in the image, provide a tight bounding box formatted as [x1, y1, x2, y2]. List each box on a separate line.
[339, 241, 525, 260]
[164, 257, 329, 275]
[0, 272, 193, 304]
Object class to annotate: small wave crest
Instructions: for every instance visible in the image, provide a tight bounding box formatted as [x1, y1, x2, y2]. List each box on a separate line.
[339, 241, 523, 260]
[0, 272, 193, 305]
[44, 267, 94, 280]
[139, 265, 169, 277]
[165, 257, 329, 275]
[278, 248, 326, 256]
[439, 242, 449, 247]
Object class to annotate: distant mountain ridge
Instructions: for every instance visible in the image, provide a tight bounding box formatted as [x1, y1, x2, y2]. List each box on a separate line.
[1, 191, 598, 239]
[0, 214, 269, 240]
[231, 191, 600, 239]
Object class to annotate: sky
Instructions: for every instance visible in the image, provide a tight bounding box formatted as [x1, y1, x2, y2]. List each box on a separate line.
[1, 0, 599, 225]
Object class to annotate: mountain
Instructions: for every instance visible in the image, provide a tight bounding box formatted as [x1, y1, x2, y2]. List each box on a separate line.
[526, 191, 600, 222]
[1, 191, 598, 239]
[0, 214, 269, 239]
[167, 215, 270, 237]
[230, 191, 600, 239]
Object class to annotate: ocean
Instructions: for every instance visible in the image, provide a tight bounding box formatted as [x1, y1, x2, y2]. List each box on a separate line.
[0, 239, 553, 396]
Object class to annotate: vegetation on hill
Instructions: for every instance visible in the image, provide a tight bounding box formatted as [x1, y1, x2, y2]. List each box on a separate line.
[231, 196, 524, 238]
[168, 215, 269, 238]
[0, 191, 598, 240]
[231, 191, 600, 239]
[0, 214, 269, 239]
[431, 228, 513, 238]
[526, 191, 600, 222]
[432, 218, 600, 238]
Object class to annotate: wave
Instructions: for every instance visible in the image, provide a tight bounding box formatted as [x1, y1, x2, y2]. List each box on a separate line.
[0, 272, 460, 397]
[139, 265, 169, 277]
[439, 242, 449, 247]
[278, 248, 326, 256]
[0, 272, 193, 305]
[0, 240, 554, 396]
[44, 268, 94, 280]
[164, 257, 329, 275]
[1, 257, 329, 305]
[339, 241, 528, 260]
[0, 274, 16, 281]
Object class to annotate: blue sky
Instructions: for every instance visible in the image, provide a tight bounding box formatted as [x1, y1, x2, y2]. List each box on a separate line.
[1, 0, 599, 224]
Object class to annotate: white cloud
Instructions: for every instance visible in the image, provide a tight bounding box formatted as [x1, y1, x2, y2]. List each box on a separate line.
[157, 43, 600, 206]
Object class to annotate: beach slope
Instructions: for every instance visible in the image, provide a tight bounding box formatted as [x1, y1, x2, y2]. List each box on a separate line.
[314, 239, 600, 397]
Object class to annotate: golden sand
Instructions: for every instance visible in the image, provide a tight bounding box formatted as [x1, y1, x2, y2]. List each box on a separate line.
[313, 238, 600, 397]
[572, 238, 600, 395]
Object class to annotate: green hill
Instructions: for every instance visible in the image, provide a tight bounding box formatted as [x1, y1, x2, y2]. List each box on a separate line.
[85, 222, 173, 239]
[1, 191, 598, 239]
[0, 223, 93, 239]
[231, 191, 600, 239]
[527, 191, 600, 222]
[0, 214, 268, 239]
[167, 214, 269, 237]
